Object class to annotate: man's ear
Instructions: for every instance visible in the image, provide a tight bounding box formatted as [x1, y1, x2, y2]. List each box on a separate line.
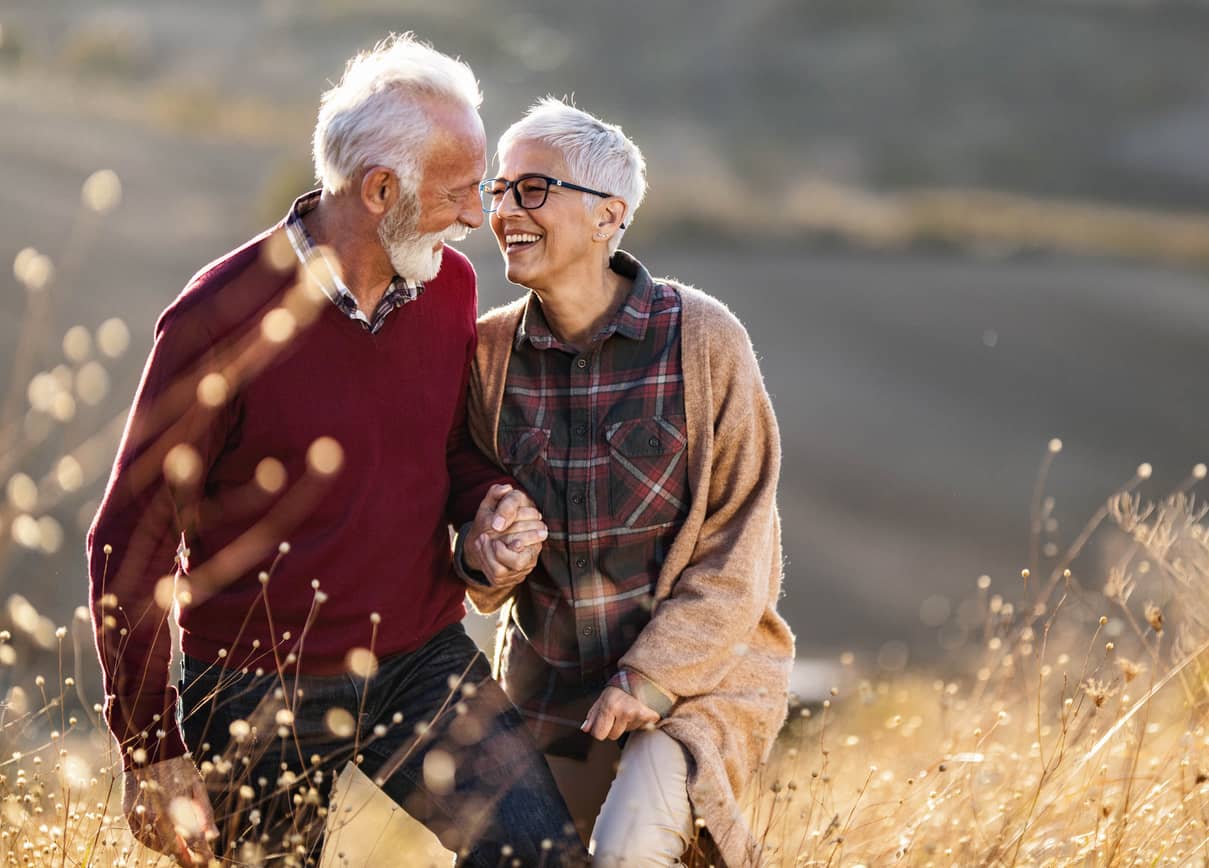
[360, 167, 397, 217]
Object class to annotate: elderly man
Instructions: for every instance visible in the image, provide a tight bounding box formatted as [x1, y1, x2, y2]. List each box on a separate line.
[87, 35, 582, 867]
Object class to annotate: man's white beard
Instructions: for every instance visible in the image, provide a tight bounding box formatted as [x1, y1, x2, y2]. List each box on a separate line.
[378, 195, 472, 283]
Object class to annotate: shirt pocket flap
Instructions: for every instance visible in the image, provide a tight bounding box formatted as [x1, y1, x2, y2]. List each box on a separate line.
[605, 416, 687, 459]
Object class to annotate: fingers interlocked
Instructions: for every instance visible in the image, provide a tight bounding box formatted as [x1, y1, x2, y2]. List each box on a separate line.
[467, 484, 548, 582]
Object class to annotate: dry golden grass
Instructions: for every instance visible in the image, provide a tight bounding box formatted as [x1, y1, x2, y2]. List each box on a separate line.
[730, 457, 1209, 868]
[6, 466, 1209, 867]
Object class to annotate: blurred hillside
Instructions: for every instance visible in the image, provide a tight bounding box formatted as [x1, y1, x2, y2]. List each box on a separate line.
[1, 0, 1208, 675]
[6, 0, 1209, 234]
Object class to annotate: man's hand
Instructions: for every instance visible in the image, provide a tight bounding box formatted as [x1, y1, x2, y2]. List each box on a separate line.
[123, 754, 218, 867]
[581, 686, 660, 741]
[464, 484, 546, 584]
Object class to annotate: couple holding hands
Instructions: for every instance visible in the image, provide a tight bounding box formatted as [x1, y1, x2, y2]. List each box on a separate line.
[88, 33, 792, 867]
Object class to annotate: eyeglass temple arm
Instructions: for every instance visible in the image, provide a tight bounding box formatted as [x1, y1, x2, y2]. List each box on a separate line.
[549, 180, 627, 229]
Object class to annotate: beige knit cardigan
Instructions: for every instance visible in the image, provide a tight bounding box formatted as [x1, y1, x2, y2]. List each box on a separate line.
[466, 282, 795, 868]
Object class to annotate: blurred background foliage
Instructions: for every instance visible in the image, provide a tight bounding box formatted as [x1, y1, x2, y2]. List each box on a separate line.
[1, 0, 1208, 694]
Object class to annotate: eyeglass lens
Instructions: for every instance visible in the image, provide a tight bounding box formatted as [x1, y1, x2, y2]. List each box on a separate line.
[481, 177, 551, 212]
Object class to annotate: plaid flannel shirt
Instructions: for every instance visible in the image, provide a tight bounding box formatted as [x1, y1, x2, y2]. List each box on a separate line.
[496, 252, 689, 755]
[285, 190, 423, 332]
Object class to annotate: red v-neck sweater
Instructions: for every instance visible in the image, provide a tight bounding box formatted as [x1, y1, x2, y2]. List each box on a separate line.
[87, 225, 508, 766]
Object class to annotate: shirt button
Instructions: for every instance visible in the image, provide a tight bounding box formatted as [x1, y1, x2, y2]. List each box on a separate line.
[575, 424, 588, 436]
[575, 557, 587, 569]
[648, 436, 660, 448]
[571, 493, 585, 505]
[575, 357, 588, 369]
[582, 626, 594, 636]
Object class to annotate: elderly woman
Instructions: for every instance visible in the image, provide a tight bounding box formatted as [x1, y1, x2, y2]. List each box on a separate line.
[461, 99, 794, 867]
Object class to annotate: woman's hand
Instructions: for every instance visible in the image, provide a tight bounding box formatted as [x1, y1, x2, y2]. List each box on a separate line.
[581, 686, 659, 741]
[464, 484, 547, 584]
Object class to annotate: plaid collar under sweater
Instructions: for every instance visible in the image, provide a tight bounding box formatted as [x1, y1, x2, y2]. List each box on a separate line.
[285, 190, 424, 333]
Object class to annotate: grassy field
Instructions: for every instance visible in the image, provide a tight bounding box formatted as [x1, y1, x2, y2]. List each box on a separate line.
[2, 460, 1207, 865]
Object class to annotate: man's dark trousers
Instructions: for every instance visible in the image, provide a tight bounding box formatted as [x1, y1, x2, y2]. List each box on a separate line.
[180, 623, 585, 865]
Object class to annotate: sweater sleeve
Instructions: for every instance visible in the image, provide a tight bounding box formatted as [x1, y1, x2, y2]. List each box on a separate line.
[460, 305, 528, 615]
[445, 268, 515, 529]
[462, 566, 525, 615]
[445, 406, 512, 529]
[457, 381, 524, 612]
[87, 305, 234, 769]
[617, 313, 782, 701]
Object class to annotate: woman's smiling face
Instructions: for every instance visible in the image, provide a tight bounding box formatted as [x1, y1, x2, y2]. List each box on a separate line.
[489, 139, 600, 291]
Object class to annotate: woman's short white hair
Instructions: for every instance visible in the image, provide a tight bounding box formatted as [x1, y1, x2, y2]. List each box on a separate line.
[498, 98, 647, 252]
[313, 33, 482, 195]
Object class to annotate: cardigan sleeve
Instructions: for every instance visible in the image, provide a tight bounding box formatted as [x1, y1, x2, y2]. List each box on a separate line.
[617, 308, 783, 701]
[445, 262, 515, 528]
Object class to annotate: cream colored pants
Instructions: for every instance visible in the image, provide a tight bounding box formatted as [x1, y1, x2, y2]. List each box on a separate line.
[547, 729, 694, 867]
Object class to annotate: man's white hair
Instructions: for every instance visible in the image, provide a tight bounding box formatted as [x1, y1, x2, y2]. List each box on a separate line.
[498, 98, 647, 253]
[313, 33, 482, 195]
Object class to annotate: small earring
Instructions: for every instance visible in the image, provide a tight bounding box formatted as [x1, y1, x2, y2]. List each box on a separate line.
[594, 232, 607, 240]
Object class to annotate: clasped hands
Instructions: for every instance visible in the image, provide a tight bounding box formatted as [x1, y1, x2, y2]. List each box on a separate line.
[462, 483, 548, 584]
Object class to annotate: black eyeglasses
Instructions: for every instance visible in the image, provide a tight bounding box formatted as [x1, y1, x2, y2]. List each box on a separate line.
[480, 174, 616, 214]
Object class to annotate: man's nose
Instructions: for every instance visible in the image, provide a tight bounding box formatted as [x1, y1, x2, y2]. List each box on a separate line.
[460, 190, 485, 229]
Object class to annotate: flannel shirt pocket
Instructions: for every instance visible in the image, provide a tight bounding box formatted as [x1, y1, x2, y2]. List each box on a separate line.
[605, 415, 688, 528]
[498, 426, 551, 507]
